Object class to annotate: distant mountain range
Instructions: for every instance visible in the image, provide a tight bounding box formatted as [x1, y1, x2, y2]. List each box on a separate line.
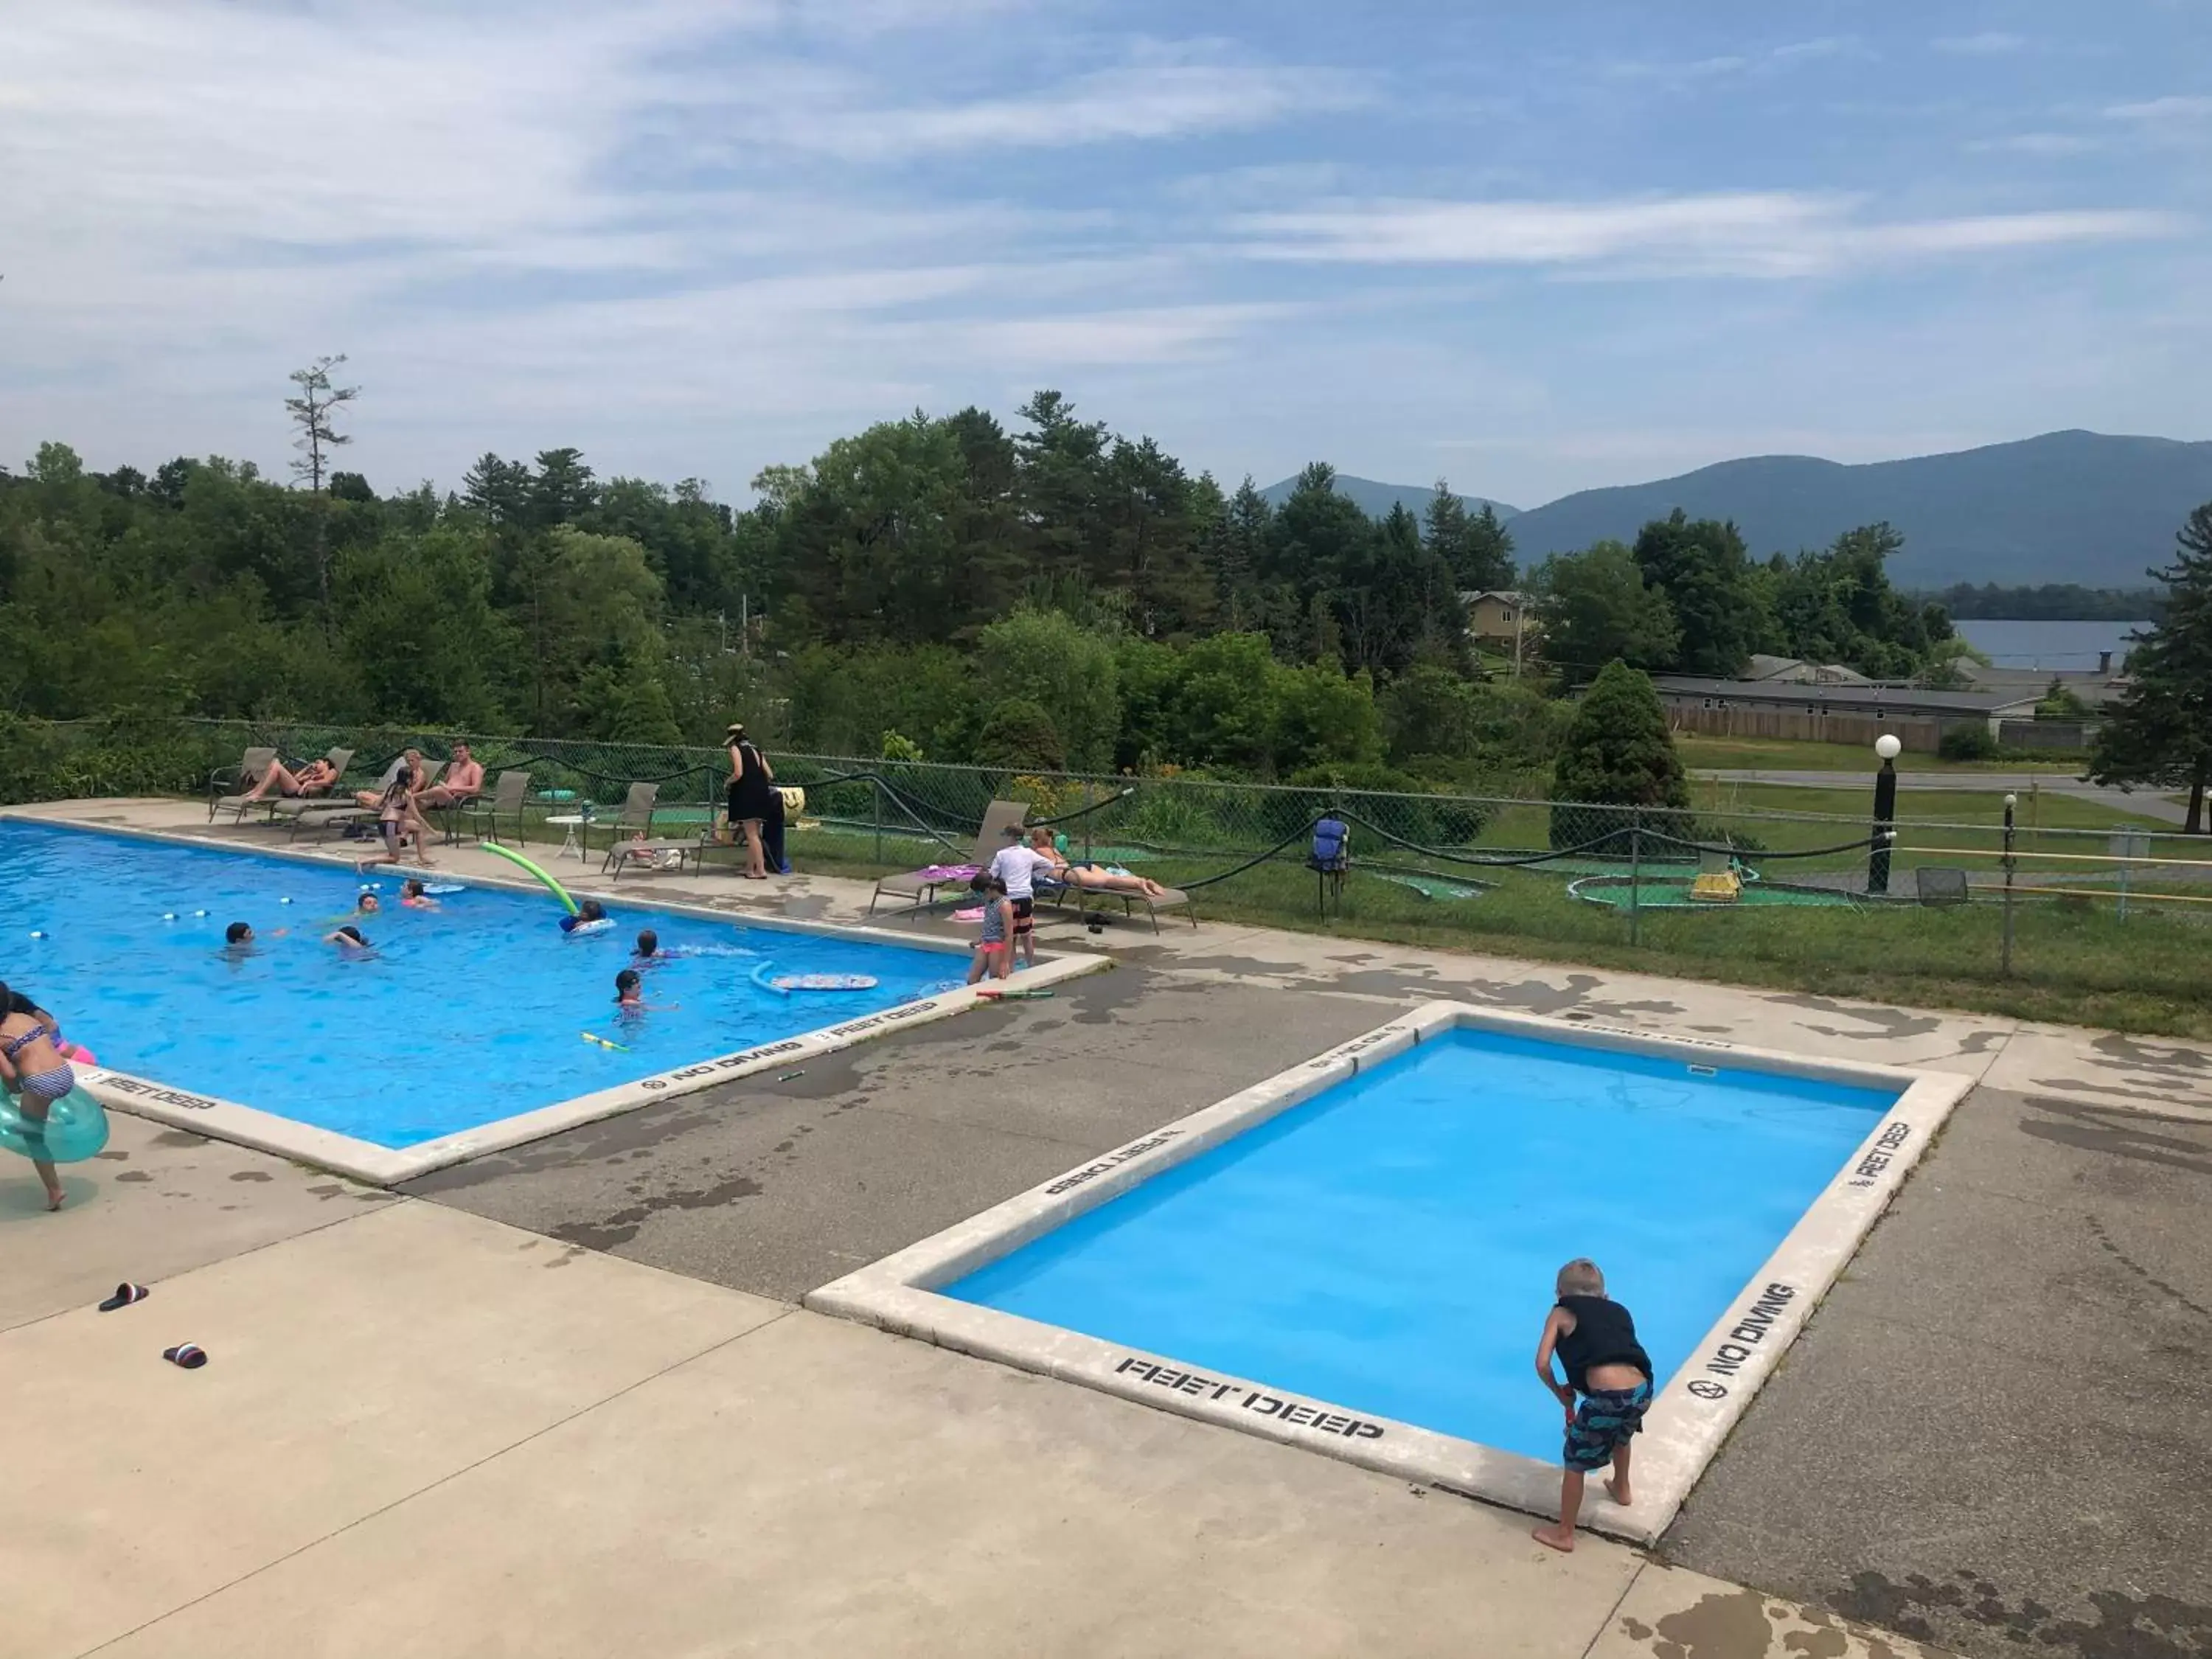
[1257, 475, 1520, 523]
[1264, 432, 2212, 588]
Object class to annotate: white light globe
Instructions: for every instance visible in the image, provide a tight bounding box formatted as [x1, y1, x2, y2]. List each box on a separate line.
[1874, 734, 1902, 760]
[2004, 793, 2018, 807]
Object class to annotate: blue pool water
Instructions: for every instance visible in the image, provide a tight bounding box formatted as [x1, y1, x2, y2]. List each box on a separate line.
[950, 1029, 1896, 1461]
[0, 822, 961, 1147]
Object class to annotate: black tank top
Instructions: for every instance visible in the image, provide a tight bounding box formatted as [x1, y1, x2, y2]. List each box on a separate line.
[1555, 1295, 1652, 1394]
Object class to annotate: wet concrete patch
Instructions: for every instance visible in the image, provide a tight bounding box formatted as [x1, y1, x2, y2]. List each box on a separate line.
[1767, 995, 1943, 1041]
[550, 1172, 765, 1253]
[1833, 1570, 2212, 1659]
[2018, 1096, 2212, 1178]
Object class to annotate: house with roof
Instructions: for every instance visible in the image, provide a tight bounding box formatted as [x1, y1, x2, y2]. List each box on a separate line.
[1458, 590, 1532, 648]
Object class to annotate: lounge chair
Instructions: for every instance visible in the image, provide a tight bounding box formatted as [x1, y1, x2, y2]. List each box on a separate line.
[1035, 858, 1197, 933]
[464, 770, 532, 845]
[250, 748, 358, 824]
[583, 782, 660, 864]
[206, 747, 279, 822]
[867, 799, 1030, 915]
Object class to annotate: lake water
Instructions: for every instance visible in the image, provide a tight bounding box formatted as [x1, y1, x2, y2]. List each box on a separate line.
[1952, 619, 2152, 671]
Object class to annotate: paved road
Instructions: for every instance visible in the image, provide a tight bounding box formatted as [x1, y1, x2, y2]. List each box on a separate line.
[1694, 768, 2196, 827]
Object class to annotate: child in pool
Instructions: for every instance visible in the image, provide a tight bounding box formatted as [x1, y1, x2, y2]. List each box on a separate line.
[400, 878, 439, 910]
[964, 872, 1014, 986]
[324, 924, 375, 956]
[613, 968, 676, 1013]
[1531, 1258, 1654, 1552]
[631, 928, 676, 967]
[560, 897, 610, 935]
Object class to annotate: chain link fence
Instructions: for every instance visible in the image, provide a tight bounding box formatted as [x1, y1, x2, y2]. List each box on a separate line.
[7, 716, 2208, 1031]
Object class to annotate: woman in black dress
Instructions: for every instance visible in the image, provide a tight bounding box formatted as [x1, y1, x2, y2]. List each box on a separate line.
[723, 723, 775, 879]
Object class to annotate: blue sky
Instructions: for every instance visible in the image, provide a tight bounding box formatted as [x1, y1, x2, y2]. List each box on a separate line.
[4, 0, 2208, 507]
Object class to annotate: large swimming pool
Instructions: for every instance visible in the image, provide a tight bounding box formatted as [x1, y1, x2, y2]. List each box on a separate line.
[945, 1027, 1896, 1464]
[0, 821, 961, 1149]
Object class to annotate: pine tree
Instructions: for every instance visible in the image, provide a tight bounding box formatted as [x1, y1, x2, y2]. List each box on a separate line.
[2087, 502, 2212, 833]
[1548, 660, 1687, 848]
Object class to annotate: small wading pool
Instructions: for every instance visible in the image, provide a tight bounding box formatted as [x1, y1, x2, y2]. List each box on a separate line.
[810, 1004, 1969, 1540]
[0, 819, 1080, 1181]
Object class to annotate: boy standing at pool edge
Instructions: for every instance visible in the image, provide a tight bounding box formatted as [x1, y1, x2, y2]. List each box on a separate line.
[1531, 1258, 1653, 1552]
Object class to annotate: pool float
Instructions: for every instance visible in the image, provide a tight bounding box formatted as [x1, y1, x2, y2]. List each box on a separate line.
[481, 842, 580, 917]
[750, 961, 877, 994]
[560, 917, 614, 935]
[58, 1040, 97, 1066]
[580, 1031, 630, 1051]
[0, 1085, 111, 1164]
[422, 883, 466, 896]
[952, 907, 984, 923]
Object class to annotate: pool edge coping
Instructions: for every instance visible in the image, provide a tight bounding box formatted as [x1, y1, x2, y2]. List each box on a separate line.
[8, 809, 1109, 1183]
[803, 1001, 1972, 1545]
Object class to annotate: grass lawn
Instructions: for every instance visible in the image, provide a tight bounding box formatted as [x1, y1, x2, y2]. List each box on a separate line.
[782, 825, 2212, 1040]
[1674, 734, 2086, 774]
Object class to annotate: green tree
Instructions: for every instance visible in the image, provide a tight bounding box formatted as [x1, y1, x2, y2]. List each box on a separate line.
[1422, 482, 1515, 590]
[975, 607, 1121, 771]
[1632, 510, 1769, 676]
[977, 697, 1065, 771]
[2087, 502, 2212, 833]
[1549, 661, 1688, 846]
[1531, 541, 1679, 684]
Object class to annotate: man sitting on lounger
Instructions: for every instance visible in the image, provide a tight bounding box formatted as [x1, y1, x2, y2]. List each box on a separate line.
[240, 754, 340, 804]
[416, 742, 484, 811]
[1029, 827, 1172, 899]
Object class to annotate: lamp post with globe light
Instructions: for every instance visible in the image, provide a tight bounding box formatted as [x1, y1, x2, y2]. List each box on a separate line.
[1868, 734, 1902, 894]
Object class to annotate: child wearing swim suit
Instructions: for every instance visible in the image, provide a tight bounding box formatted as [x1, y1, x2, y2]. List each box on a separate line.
[1531, 1258, 1654, 1552]
[965, 872, 1014, 986]
[401, 878, 439, 909]
[0, 979, 77, 1211]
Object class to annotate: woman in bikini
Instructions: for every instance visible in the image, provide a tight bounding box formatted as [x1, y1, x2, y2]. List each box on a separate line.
[1029, 832, 1172, 900]
[240, 753, 338, 804]
[355, 768, 435, 873]
[0, 981, 79, 1211]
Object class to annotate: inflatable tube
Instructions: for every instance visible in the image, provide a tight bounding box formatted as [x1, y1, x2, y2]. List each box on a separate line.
[58, 1040, 98, 1067]
[751, 961, 788, 997]
[481, 842, 580, 916]
[0, 1085, 111, 1164]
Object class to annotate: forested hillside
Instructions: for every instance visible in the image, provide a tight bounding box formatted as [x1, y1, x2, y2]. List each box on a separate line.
[1, 389, 1966, 787]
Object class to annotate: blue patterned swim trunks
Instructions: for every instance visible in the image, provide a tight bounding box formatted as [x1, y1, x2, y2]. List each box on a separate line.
[1564, 1380, 1653, 1471]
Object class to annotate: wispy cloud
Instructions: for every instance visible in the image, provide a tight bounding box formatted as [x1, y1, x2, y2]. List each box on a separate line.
[1933, 32, 2028, 55]
[1966, 132, 2101, 156]
[1233, 194, 2183, 278]
[2106, 94, 2212, 127]
[695, 53, 1365, 161]
[1599, 36, 1867, 83]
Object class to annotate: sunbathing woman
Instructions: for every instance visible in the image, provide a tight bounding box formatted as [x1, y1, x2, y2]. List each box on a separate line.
[241, 754, 338, 804]
[1030, 830, 1172, 900]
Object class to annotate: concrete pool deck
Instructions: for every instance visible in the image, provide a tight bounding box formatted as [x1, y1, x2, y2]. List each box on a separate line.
[5, 797, 2209, 1656]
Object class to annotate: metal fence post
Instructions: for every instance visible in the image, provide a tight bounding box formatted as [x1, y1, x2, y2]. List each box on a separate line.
[1628, 805, 1642, 948]
[2001, 794, 2016, 978]
[872, 778, 883, 865]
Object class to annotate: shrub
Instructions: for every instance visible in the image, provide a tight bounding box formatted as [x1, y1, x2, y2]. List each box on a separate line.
[976, 698, 1065, 772]
[1548, 661, 1687, 847]
[1938, 724, 2000, 762]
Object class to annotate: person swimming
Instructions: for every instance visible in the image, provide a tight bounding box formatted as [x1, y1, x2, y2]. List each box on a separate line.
[613, 967, 675, 1014]
[400, 878, 439, 910]
[324, 924, 373, 955]
[560, 897, 611, 935]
